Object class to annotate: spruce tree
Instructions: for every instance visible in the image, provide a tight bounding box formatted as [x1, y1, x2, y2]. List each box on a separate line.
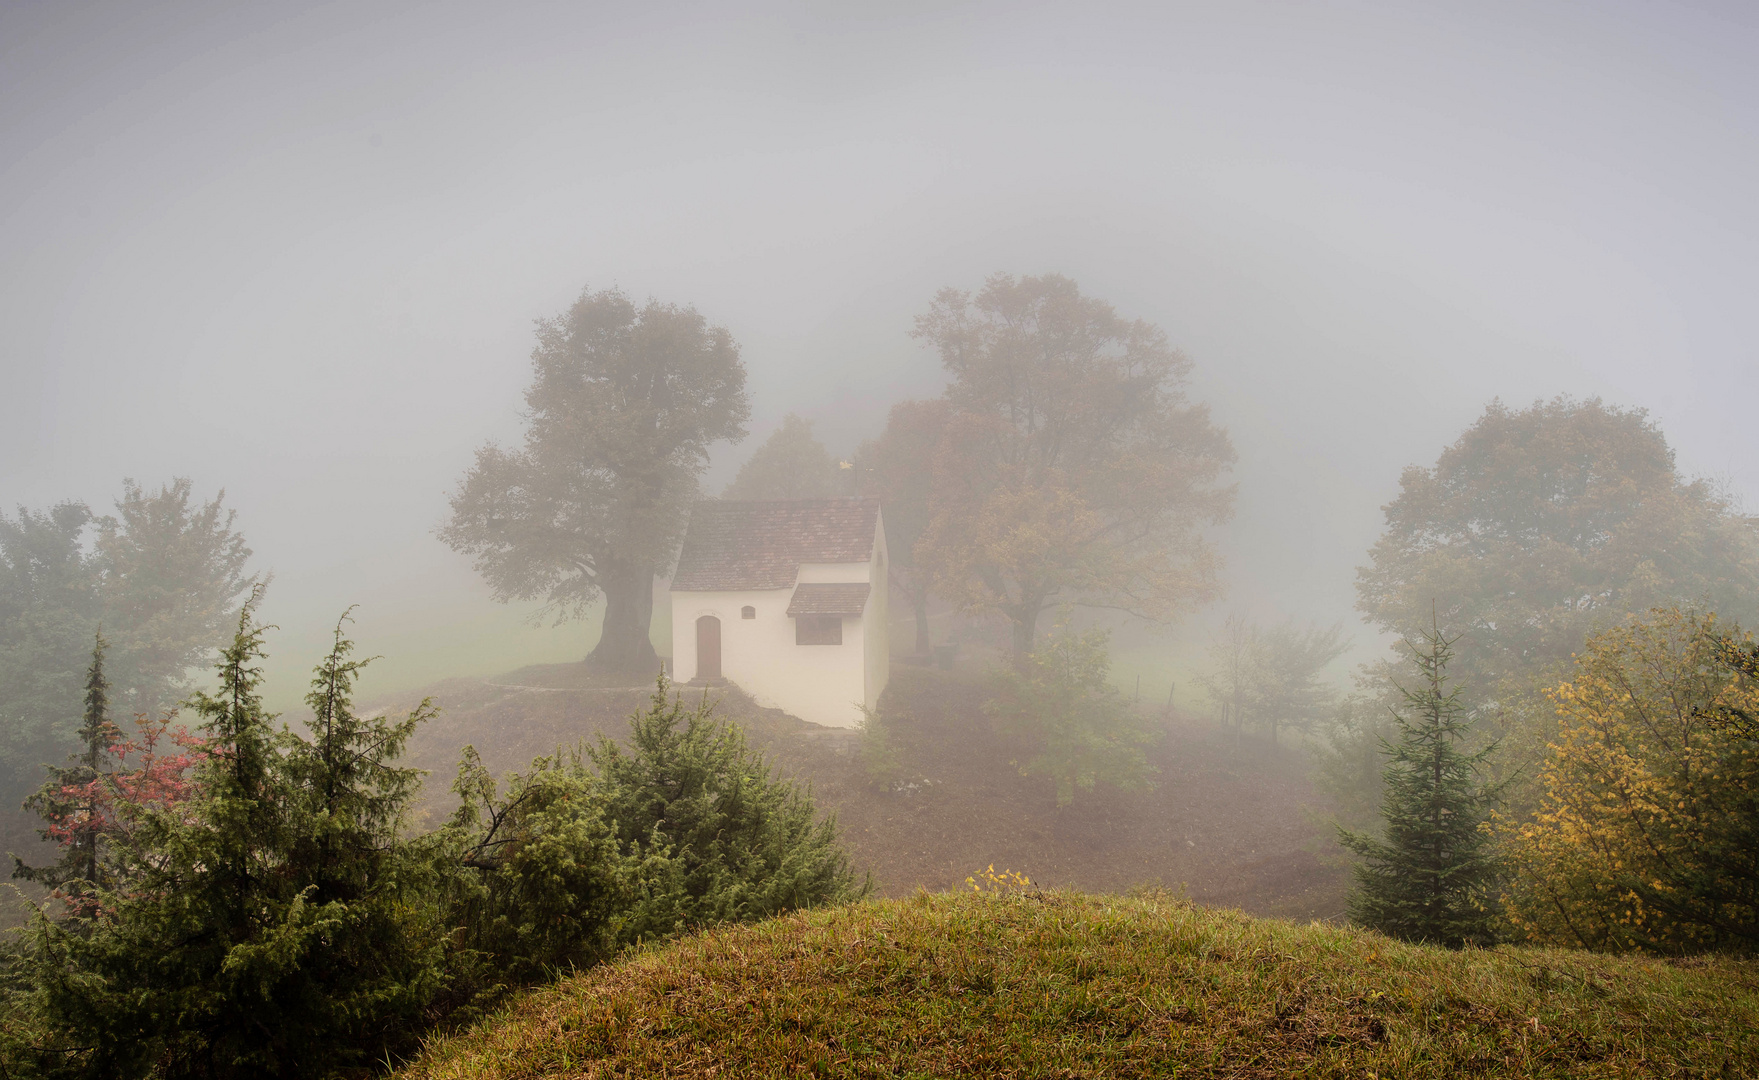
[285, 608, 434, 906]
[1338, 622, 1501, 947]
[276, 610, 448, 1069]
[14, 632, 123, 909]
[16, 595, 448, 1079]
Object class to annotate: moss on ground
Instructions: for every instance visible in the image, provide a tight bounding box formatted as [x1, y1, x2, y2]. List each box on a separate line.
[400, 890, 1759, 1078]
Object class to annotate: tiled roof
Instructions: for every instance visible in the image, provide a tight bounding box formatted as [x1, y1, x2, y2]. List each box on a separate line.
[671, 498, 879, 591]
[786, 582, 871, 616]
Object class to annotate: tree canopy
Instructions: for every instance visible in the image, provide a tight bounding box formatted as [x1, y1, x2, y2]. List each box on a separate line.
[722, 413, 842, 500]
[1196, 616, 1349, 745]
[1498, 608, 1759, 953]
[440, 288, 750, 672]
[92, 479, 256, 717]
[912, 273, 1235, 661]
[0, 481, 254, 803]
[0, 503, 98, 796]
[983, 622, 1160, 807]
[854, 399, 950, 656]
[1357, 397, 1759, 699]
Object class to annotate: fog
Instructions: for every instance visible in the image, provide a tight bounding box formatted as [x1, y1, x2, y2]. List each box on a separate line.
[4, 0, 1757, 705]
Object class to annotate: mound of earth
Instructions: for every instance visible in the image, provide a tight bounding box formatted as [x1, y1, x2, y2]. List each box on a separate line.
[398, 890, 1759, 1079]
[385, 663, 1348, 920]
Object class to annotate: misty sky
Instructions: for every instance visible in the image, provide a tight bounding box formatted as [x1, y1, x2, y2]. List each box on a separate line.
[4, 1, 1756, 701]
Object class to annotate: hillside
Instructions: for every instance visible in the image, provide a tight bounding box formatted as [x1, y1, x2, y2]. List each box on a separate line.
[398, 890, 1759, 1079]
[382, 663, 1345, 918]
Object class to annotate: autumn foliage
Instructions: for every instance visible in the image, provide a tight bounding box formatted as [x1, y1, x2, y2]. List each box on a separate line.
[1498, 608, 1759, 953]
[911, 274, 1235, 662]
[14, 635, 206, 916]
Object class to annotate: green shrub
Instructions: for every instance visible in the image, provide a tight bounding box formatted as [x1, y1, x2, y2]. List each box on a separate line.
[4, 599, 447, 1080]
[984, 625, 1159, 807]
[854, 703, 908, 788]
[588, 681, 866, 941]
[1, 625, 861, 1078]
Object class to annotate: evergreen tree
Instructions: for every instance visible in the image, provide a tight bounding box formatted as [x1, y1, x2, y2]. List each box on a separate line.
[1338, 622, 1501, 948]
[284, 609, 434, 906]
[14, 632, 123, 909]
[443, 745, 643, 989]
[589, 677, 864, 940]
[1, 623, 866, 1076]
[275, 610, 449, 1068]
[13, 590, 298, 1078]
[14, 595, 446, 1079]
[722, 413, 842, 500]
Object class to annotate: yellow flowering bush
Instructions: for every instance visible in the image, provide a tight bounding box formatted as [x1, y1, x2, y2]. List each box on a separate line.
[1498, 608, 1759, 952]
[965, 864, 1034, 896]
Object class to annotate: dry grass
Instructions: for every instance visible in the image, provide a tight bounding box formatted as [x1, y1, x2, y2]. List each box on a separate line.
[399, 890, 1759, 1079]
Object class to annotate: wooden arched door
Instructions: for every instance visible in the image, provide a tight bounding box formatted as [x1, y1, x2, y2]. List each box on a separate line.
[695, 615, 721, 680]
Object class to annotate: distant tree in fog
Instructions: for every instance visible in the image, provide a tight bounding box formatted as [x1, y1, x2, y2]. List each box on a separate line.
[0, 502, 98, 796]
[92, 479, 257, 718]
[912, 273, 1235, 664]
[0, 481, 253, 800]
[1357, 396, 1759, 704]
[721, 413, 841, 500]
[1197, 613, 1254, 740]
[1196, 615, 1348, 744]
[984, 621, 1160, 807]
[854, 399, 949, 657]
[440, 287, 749, 672]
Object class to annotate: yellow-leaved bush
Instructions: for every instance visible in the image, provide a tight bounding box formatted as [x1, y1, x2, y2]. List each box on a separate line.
[1497, 608, 1759, 953]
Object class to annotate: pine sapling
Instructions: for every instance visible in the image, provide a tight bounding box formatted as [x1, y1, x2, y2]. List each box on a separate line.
[1338, 620, 1502, 947]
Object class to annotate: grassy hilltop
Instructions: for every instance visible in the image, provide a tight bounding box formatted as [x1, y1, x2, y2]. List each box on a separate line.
[399, 890, 1758, 1079]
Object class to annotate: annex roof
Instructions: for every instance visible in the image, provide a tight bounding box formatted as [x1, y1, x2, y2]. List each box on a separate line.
[671, 498, 880, 592]
[786, 582, 871, 617]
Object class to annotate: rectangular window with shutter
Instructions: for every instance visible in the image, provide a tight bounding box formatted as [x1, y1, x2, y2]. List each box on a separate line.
[795, 615, 842, 645]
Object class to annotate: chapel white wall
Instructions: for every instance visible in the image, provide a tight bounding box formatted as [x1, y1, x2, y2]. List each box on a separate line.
[670, 584, 869, 729]
[863, 513, 889, 714]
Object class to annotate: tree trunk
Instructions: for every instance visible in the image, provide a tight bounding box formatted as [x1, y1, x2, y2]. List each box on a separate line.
[585, 565, 660, 674]
[912, 585, 931, 657]
[1010, 610, 1039, 669]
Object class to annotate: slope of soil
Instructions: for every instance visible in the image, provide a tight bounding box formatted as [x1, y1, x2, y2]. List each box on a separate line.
[399, 890, 1759, 1079]
[388, 664, 1346, 919]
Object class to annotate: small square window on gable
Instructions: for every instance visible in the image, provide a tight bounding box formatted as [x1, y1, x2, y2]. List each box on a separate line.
[741, 605, 756, 619]
[795, 615, 842, 645]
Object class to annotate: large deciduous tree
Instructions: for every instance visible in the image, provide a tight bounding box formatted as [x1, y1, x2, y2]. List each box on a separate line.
[0, 481, 253, 802]
[0, 503, 99, 793]
[441, 288, 750, 672]
[93, 478, 257, 718]
[855, 399, 950, 657]
[913, 273, 1235, 663]
[1357, 396, 1759, 701]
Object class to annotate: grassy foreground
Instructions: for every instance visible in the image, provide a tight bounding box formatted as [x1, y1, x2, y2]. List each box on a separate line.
[399, 890, 1758, 1079]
